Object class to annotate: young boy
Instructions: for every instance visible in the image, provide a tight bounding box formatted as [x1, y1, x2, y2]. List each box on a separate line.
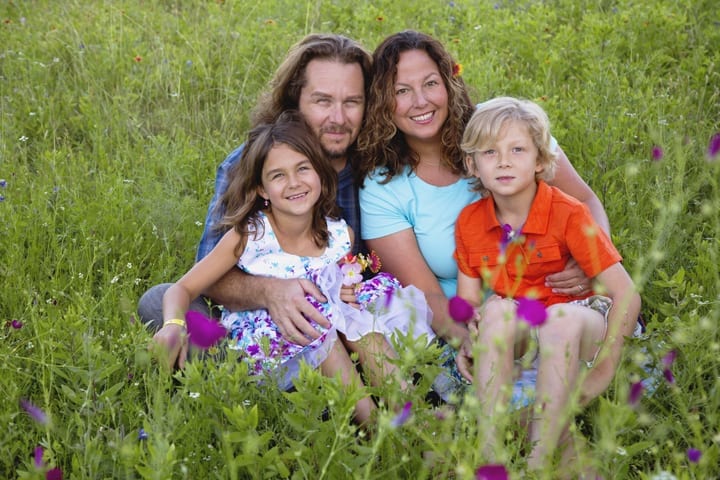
[453, 97, 641, 470]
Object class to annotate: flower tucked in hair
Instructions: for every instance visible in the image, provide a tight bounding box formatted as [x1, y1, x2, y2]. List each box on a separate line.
[452, 62, 464, 77]
[339, 251, 382, 286]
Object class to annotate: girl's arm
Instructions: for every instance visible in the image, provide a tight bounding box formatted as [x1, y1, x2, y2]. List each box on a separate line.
[339, 227, 359, 307]
[367, 229, 469, 343]
[152, 229, 244, 370]
[579, 262, 641, 404]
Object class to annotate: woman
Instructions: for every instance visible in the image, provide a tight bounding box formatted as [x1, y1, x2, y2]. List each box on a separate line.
[357, 30, 609, 345]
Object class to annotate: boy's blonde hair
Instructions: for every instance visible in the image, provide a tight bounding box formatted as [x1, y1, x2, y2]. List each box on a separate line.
[461, 96, 557, 195]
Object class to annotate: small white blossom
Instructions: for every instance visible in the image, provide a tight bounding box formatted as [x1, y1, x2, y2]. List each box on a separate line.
[19, 135, 28, 142]
[188, 392, 200, 399]
[110, 275, 120, 284]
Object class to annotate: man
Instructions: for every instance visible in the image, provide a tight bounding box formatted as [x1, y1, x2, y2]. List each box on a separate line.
[137, 34, 372, 346]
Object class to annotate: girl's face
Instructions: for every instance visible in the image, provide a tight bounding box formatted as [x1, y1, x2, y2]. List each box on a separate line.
[258, 143, 322, 218]
[465, 120, 543, 199]
[392, 49, 449, 146]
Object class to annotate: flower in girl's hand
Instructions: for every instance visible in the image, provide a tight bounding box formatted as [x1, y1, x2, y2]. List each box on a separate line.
[341, 262, 363, 286]
[339, 251, 382, 286]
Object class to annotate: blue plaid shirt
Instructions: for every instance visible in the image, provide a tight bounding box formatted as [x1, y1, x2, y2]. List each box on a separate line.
[196, 144, 362, 262]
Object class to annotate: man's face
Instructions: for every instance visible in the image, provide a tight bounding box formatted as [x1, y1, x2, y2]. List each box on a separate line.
[298, 59, 365, 164]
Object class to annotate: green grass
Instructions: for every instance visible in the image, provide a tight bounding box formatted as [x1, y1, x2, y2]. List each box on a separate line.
[1, 0, 719, 478]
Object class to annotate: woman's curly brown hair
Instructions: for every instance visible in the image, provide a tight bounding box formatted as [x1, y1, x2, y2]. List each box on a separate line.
[356, 30, 475, 185]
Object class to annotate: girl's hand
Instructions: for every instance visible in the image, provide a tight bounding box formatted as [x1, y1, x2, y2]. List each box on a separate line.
[339, 285, 360, 309]
[151, 324, 189, 371]
[545, 258, 592, 297]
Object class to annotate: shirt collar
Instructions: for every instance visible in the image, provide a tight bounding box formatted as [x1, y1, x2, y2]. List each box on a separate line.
[482, 181, 552, 235]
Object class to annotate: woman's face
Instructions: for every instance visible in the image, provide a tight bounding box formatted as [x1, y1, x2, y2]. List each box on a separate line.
[391, 49, 449, 146]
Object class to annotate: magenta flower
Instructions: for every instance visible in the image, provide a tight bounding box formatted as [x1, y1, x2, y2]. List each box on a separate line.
[185, 311, 226, 349]
[687, 447, 701, 463]
[11, 319, 23, 329]
[707, 132, 720, 160]
[475, 464, 509, 480]
[628, 381, 644, 406]
[651, 145, 663, 161]
[20, 399, 49, 425]
[516, 297, 547, 327]
[390, 401, 412, 427]
[448, 296, 474, 323]
[46, 468, 63, 480]
[662, 350, 676, 384]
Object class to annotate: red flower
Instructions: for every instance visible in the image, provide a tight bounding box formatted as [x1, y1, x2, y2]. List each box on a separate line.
[452, 62, 464, 77]
[134, 55, 142, 63]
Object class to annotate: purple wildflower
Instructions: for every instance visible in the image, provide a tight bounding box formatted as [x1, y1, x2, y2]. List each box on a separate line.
[628, 381, 644, 406]
[662, 350, 676, 367]
[651, 145, 663, 161]
[11, 319, 23, 329]
[390, 401, 412, 428]
[20, 399, 49, 425]
[687, 447, 701, 463]
[138, 428, 148, 441]
[707, 133, 720, 160]
[0, 179, 6, 187]
[185, 310, 226, 349]
[0, 194, 5, 202]
[34, 446, 44, 468]
[448, 296, 474, 323]
[516, 297, 547, 327]
[500, 223, 514, 250]
[662, 350, 676, 384]
[475, 464, 509, 480]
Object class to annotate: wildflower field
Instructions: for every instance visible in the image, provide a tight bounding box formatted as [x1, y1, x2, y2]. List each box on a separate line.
[1, 0, 719, 478]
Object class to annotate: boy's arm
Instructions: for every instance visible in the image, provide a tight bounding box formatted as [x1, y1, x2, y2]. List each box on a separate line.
[579, 262, 641, 405]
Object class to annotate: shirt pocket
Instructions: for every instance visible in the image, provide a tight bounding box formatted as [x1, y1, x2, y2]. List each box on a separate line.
[522, 242, 565, 283]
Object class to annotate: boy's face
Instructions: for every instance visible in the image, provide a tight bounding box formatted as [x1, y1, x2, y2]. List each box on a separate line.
[465, 120, 543, 199]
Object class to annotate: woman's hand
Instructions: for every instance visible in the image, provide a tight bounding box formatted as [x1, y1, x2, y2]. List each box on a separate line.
[151, 324, 189, 371]
[545, 258, 592, 297]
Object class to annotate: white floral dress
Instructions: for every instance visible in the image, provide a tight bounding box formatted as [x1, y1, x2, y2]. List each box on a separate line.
[222, 212, 434, 390]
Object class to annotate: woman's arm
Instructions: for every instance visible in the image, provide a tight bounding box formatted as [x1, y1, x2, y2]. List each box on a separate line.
[579, 262, 641, 404]
[550, 146, 610, 234]
[367, 229, 469, 344]
[546, 146, 611, 295]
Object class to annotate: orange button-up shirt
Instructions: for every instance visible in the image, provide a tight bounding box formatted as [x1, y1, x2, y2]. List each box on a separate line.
[454, 181, 621, 306]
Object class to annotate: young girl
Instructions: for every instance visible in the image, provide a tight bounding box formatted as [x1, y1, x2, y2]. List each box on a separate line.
[453, 97, 641, 469]
[152, 112, 433, 424]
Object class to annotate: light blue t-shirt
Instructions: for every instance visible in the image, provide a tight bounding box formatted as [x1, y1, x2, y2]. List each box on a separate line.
[360, 166, 480, 298]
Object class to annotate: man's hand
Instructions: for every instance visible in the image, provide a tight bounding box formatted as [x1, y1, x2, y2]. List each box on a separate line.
[545, 258, 592, 297]
[266, 278, 331, 346]
[151, 324, 189, 370]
